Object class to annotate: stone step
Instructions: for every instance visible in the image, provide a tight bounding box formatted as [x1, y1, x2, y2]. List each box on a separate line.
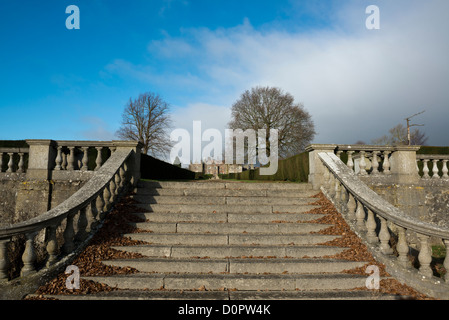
[82, 273, 370, 291]
[134, 188, 318, 198]
[132, 195, 314, 206]
[124, 232, 339, 246]
[133, 212, 324, 223]
[137, 180, 313, 191]
[27, 290, 400, 300]
[131, 222, 332, 234]
[100, 258, 366, 274]
[135, 203, 320, 214]
[111, 244, 347, 259]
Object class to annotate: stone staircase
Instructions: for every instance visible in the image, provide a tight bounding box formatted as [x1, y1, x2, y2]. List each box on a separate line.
[33, 180, 400, 300]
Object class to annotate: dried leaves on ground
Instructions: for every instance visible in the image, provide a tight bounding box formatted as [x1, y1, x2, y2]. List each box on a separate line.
[33, 194, 147, 296]
[307, 192, 431, 300]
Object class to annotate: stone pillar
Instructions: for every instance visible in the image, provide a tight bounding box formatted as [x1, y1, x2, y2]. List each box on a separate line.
[113, 141, 143, 187]
[389, 146, 421, 184]
[25, 140, 57, 180]
[14, 140, 57, 221]
[305, 144, 337, 190]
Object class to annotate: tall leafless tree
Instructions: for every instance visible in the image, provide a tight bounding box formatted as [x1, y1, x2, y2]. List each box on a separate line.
[116, 92, 173, 156]
[228, 86, 315, 159]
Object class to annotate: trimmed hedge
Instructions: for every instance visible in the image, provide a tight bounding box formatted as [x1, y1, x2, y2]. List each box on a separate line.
[417, 146, 449, 155]
[221, 151, 309, 182]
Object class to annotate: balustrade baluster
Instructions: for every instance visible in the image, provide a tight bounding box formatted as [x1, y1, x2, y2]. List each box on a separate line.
[103, 184, 111, 212]
[96, 192, 105, 220]
[6, 153, 14, 172]
[63, 212, 76, 254]
[115, 171, 122, 195]
[17, 153, 24, 173]
[431, 159, 440, 179]
[417, 233, 433, 278]
[109, 178, 116, 204]
[119, 165, 126, 189]
[347, 193, 357, 220]
[81, 147, 89, 171]
[334, 180, 341, 207]
[359, 151, 367, 175]
[442, 160, 449, 179]
[347, 151, 354, 172]
[365, 209, 378, 243]
[0, 239, 9, 280]
[382, 151, 391, 174]
[55, 146, 63, 170]
[328, 174, 335, 199]
[379, 217, 393, 254]
[46, 225, 58, 267]
[371, 151, 379, 175]
[86, 200, 98, 233]
[422, 159, 430, 179]
[75, 207, 88, 242]
[397, 227, 411, 268]
[355, 200, 366, 230]
[340, 185, 348, 214]
[62, 149, 68, 170]
[95, 147, 103, 170]
[67, 147, 76, 170]
[21, 232, 38, 277]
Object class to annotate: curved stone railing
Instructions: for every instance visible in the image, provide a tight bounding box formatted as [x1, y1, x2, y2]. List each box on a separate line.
[318, 151, 449, 299]
[0, 146, 139, 299]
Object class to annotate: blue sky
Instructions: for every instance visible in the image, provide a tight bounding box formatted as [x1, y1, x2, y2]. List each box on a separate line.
[1, 0, 448, 151]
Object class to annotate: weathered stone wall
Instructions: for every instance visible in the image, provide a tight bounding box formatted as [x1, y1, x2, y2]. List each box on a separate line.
[367, 182, 449, 227]
[0, 180, 21, 225]
[1, 176, 91, 225]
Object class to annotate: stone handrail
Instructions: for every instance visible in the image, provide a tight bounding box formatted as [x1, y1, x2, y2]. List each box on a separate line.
[0, 144, 140, 299]
[0, 147, 29, 173]
[318, 151, 449, 299]
[416, 154, 449, 180]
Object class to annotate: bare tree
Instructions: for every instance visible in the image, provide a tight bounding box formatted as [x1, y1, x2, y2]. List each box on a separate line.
[371, 124, 428, 146]
[228, 86, 315, 159]
[116, 92, 173, 156]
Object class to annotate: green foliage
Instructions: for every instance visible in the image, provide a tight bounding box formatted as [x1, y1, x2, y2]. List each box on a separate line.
[417, 146, 449, 155]
[221, 151, 309, 182]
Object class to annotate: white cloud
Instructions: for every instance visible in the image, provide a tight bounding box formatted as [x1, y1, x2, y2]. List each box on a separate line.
[107, 0, 449, 146]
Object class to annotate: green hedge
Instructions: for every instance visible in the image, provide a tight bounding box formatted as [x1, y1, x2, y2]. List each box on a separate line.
[417, 146, 449, 155]
[221, 151, 309, 182]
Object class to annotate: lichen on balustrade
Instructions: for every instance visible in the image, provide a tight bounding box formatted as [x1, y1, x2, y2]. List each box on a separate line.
[318, 151, 449, 299]
[0, 140, 142, 300]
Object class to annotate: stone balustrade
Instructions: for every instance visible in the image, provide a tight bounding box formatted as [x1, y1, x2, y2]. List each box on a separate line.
[307, 144, 424, 188]
[416, 154, 449, 180]
[334, 145, 395, 176]
[52, 141, 116, 172]
[0, 147, 29, 173]
[318, 151, 449, 299]
[0, 140, 142, 299]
